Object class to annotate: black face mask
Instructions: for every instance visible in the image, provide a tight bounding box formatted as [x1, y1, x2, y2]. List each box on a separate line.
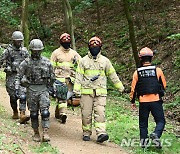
[31, 51, 41, 60]
[61, 42, 71, 49]
[89, 47, 101, 57]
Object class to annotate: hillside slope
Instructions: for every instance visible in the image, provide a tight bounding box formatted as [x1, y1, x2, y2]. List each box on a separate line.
[0, 0, 179, 121]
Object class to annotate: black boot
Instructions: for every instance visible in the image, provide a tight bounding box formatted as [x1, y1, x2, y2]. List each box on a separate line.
[60, 114, 67, 124]
[97, 134, 109, 143]
[55, 105, 60, 119]
[140, 138, 149, 148]
[150, 133, 162, 149]
[83, 135, 90, 141]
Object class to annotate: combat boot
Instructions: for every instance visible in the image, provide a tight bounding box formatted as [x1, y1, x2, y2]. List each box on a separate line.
[12, 109, 19, 119]
[150, 133, 162, 149]
[60, 114, 67, 124]
[33, 129, 41, 142]
[97, 134, 109, 143]
[55, 105, 60, 119]
[42, 128, 50, 142]
[19, 111, 30, 124]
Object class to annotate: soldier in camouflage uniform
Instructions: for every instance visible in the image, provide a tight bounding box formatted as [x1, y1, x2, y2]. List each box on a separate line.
[0, 31, 30, 124]
[16, 39, 55, 142]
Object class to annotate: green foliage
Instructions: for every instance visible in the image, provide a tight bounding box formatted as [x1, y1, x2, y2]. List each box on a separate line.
[166, 81, 180, 94]
[165, 96, 180, 109]
[42, 45, 58, 59]
[31, 142, 59, 153]
[78, 47, 88, 57]
[167, 33, 180, 40]
[29, 13, 52, 39]
[70, 0, 116, 13]
[113, 63, 127, 74]
[70, 0, 93, 13]
[0, 0, 18, 25]
[29, 3, 52, 39]
[0, 71, 6, 81]
[173, 50, 180, 69]
[152, 59, 161, 65]
[113, 26, 129, 49]
[0, 47, 4, 55]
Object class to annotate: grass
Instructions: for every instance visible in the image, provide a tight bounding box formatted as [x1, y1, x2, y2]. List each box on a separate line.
[31, 143, 59, 153]
[0, 104, 60, 154]
[0, 105, 25, 153]
[0, 70, 6, 80]
[106, 95, 180, 154]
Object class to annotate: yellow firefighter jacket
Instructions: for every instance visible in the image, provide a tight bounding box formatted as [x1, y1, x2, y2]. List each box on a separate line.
[51, 46, 81, 82]
[74, 52, 124, 96]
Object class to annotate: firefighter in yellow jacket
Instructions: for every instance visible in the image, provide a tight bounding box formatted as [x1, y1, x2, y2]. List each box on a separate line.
[51, 33, 81, 123]
[73, 36, 124, 142]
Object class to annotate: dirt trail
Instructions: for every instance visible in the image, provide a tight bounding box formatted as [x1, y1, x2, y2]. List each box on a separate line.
[0, 83, 127, 154]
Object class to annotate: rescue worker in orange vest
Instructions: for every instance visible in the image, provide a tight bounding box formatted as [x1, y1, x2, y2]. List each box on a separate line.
[51, 33, 81, 124]
[73, 36, 124, 143]
[130, 47, 166, 148]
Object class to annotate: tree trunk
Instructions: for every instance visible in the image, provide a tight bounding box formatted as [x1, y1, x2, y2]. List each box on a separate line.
[123, 0, 140, 67]
[21, 0, 29, 48]
[64, 0, 76, 50]
[63, 0, 70, 33]
[95, 0, 101, 26]
[43, 0, 48, 8]
[37, 0, 47, 39]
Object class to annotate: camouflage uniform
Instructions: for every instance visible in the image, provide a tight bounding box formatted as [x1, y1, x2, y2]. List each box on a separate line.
[16, 56, 55, 129]
[0, 44, 29, 117]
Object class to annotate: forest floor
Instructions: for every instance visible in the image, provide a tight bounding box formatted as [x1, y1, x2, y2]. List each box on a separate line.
[0, 81, 127, 154]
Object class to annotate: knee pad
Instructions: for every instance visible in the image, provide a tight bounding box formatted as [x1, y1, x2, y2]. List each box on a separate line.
[30, 112, 38, 120]
[41, 110, 50, 120]
[20, 94, 26, 101]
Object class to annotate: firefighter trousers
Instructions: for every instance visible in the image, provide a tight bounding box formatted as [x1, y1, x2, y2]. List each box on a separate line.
[57, 78, 73, 115]
[80, 93, 107, 136]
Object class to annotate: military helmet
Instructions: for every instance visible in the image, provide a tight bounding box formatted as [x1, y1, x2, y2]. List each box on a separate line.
[29, 39, 44, 50]
[12, 31, 24, 40]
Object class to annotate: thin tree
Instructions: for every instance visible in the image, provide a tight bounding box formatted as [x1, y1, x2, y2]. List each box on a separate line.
[123, 0, 140, 67]
[64, 0, 76, 50]
[94, 0, 101, 26]
[37, 0, 47, 38]
[63, 0, 70, 33]
[21, 0, 29, 48]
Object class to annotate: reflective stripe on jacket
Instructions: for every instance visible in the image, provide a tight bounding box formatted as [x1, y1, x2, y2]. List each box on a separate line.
[50, 46, 81, 80]
[130, 64, 166, 103]
[74, 52, 124, 96]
